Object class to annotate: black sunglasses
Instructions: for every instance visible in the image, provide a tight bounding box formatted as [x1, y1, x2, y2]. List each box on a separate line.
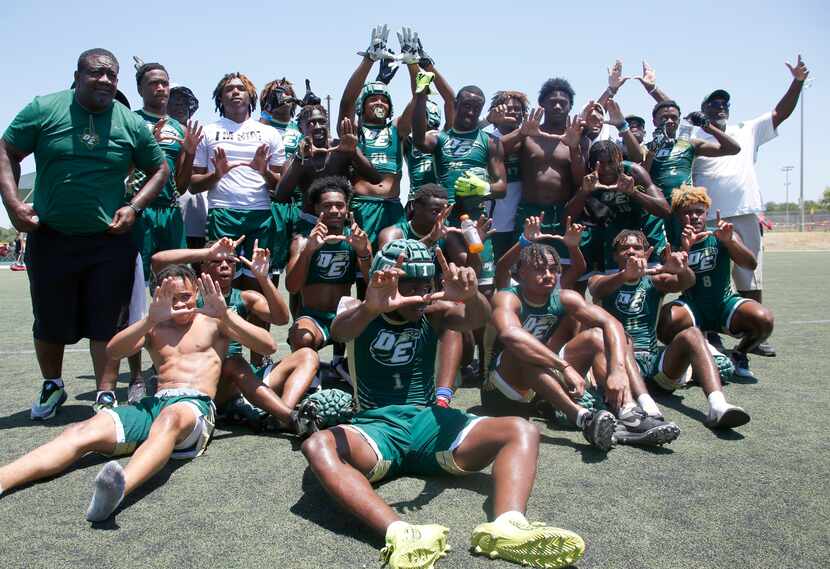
[707, 100, 730, 110]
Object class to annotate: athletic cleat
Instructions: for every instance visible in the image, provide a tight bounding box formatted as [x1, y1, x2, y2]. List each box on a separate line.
[471, 512, 585, 568]
[706, 404, 751, 429]
[30, 380, 67, 421]
[93, 391, 118, 413]
[217, 396, 267, 431]
[731, 352, 757, 381]
[581, 410, 616, 451]
[86, 460, 126, 522]
[380, 523, 450, 569]
[750, 341, 776, 358]
[127, 378, 147, 405]
[614, 408, 680, 446]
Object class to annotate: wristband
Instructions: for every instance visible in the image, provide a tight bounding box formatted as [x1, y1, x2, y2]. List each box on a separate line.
[617, 120, 629, 133]
[128, 202, 144, 215]
[436, 387, 454, 407]
[519, 234, 533, 249]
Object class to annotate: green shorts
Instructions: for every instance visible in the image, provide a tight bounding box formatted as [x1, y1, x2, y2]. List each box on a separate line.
[101, 389, 216, 460]
[634, 349, 693, 391]
[513, 202, 572, 263]
[670, 295, 749, 335]
[347, 404, 482, 483]
[295, 306, 336, 346]
[271, 202, 300, 272]
[350, 195, 405, 250]
[207, 207, 275, 277]
[133, 206, 187, 279]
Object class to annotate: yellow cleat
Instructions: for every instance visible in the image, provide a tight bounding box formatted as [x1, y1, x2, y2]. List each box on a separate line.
[470, 512, 585, 568]
[381, 523, 451, 569]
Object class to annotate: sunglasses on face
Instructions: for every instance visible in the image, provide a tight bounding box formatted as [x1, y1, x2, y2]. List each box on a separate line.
[707, 100, 730, 110]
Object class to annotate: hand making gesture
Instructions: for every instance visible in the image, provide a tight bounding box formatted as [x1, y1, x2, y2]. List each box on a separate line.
[358, 24, 394, 61]
[333, 118, 358, 155]
[307, 214, 343, 253]
[147, 277, 196, 325]
[346, 214, 371, 258]
[238, 239, 271, 280]
[636, 60, 657, 92]
[196, 274, 229, 319]
[607, 59, 629, 94]
[429, 247, 478, 303]
[212, 148, 241, 179]
[786, 54, 809, 81]
[648, 243, 688, 275]
[680, 215, 712, 251]
[249, 144, 273, 176]
[713, 210, 735, 243]
[206, 236, 244, 262]
[364, 254, 428, 315]
[523, 213, 559, 242]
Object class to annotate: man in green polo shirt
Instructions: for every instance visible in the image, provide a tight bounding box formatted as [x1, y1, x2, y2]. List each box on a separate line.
[0, 48, 168, 420]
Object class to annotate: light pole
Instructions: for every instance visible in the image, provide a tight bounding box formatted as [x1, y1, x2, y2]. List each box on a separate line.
[781, 165, 794, 228]
[799, 78, 814, 232]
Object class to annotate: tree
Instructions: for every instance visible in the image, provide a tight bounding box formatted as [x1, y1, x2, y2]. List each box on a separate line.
[822, 187, 830, 210]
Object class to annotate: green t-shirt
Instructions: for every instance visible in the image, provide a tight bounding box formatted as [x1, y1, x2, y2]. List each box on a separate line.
[3, 90, 164, 234]
[127, 109, 184, 207]
[358, 123, 402, 176]
[677, 234, 736, 307]
[348, 313, 438, 409]
[404, 137, 436, 191]
[433, 128, 490, 204]
[646, 138, 695, 200]
[295, 215, 358, 285]
[601, 276, 661, 353]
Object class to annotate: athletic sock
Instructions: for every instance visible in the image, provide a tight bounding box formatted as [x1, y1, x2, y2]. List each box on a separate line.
[85, 461, 126, 522]
[575, 408, 590, 429]
[0, 483, 4, 497]
[46, 378, 64, 388]
[494, 510, 527, 525]
[619, 402, 638, 417]
[707, 391, 728, 414]
[637, 394, 661, 417]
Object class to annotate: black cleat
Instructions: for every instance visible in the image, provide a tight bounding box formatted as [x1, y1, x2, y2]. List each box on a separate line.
[614, 407, 680, 446]
[581, 410, 616, 451]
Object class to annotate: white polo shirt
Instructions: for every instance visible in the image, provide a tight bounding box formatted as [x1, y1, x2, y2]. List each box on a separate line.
[692, 112, 777, 219]
[194, 117, 285, 210]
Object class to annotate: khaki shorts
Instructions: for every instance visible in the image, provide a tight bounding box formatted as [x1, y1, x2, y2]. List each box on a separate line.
[724, 213, 762, 291]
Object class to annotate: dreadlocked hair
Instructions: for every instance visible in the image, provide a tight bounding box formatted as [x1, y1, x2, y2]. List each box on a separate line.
[308, 176, 352, 207]
[135, 62, 167, 89]
[516, 243, 561, 274]
[212, 72, 257, 117]
[298, 104, 328, 130]
[411, 183, 448, 203]
[260, 78, 296, 111]
[612, 229, 647, 252]
[588, 140, 623, 172]
[489, 90, 529, 116]
[671, 185, 712, 212]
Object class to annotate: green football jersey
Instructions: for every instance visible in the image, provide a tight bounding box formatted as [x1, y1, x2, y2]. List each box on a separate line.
[492, 286, 566, 364]
[2, 90, 164, 234]
[503, 148, 521, 184]
[679, 234, 735, 307]
[404, 137, 436, 190]
[198, 287, 248, 357]
[273, 118, 304, 204]
[433, 128, 491, 204]
[593, 161, 649, 231]
[601, 276, 661, 353]
[295, 215, 358, 285]
[128, 109, 184, 207]
[646, 138, 695, 200]
[358, 123, 402, 176]
[348, 313, 439, 409]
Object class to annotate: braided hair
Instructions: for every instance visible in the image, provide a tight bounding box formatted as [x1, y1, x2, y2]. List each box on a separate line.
[212, 72, 257, 117]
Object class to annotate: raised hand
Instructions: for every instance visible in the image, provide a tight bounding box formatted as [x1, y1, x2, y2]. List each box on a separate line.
[562, 216, 584, 249]
[415, 70, 435, 94]
[685, 111, 709, 128]
[358, 24, 394, 61]
[207, 235, 243, 261]
[680, 214, 712, 251]
[346, 215, 371, 257]
[148, 277, 195, 325]
[622, 254, 647, 281]
[786, 54, 809, 81]
[519, 108, 558, 139]
[365, 254, 426, 315]
[713, 210, 735, 243]
[616, 171, 636, 195]
[487, 104, 513, 127]
[649, 243, 688, 275]
[523, 213, 559, 242]
[561, 114, 586, 148]
[307, 215, 338, 252]
[376, 55, 400, 84]
[426, 204, 460, 244]
[238, 239, 271, 280]
[196, 274, 228, 319]
[607, 59, 629, 93]
[426, 247, 478, 303]
[581, 171, 598, 194]
[333, 118, 358, 154]
[152, 118, 171, 143]
[416, 37, 434, 68]
[299, 137, 330, 160]
[397, 26, 420, 64]
[212, 147, 241, 179]
[249, 143, 272, 175]
[180, 120, 204, 155]
[604, 98, 626, 128]
[637, 60, 657, 91]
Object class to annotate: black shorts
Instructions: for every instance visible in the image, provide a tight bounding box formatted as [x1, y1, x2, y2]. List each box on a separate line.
[26, 225, 137, 344]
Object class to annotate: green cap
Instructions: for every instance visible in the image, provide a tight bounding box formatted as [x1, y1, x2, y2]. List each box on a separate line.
[370, 239, 435, 280]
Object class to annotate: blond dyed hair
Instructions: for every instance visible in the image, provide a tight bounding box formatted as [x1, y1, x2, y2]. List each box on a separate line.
[671, 185, 712, 212]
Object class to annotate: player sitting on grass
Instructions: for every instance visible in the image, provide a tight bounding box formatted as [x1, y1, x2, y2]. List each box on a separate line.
[285, 176, 373, 352]
[151, 238, 318, 433]
[486, 216, 680, 451]
[657, 186, 774, 381]
[301, 239, 585, 569]
[0, 267, 277, 522]
[590, 230, 749, 429]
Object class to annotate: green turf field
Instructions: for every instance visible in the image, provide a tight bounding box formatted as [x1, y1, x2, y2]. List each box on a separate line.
[0, 252, 828, 569]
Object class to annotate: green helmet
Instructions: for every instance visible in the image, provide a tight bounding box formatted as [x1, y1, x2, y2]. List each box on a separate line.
[426, 98, 441, 130]
[370, 239, 435, 280]
[356, 81, 393, 120]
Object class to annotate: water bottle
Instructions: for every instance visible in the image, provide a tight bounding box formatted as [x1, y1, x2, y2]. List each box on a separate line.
[459, 214, 484, 254]
[677, 120, 694, 142]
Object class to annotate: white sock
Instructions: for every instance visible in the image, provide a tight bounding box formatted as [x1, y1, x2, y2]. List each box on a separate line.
[495, 510, 526, 525]
[620, 402, 638, 416]
[708, 391, 728, 414]
[46, 378, 64, 388]
[85, 461, 126, 522]
[575, 408, 590, 428]
[0, 483, 4, 497]
[637, 394, 661, 417]
[386, 520, 410, 539]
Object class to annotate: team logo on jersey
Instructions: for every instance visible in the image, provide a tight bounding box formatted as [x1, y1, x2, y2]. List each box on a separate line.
[615, 288, 646, 315]
[315, 250, 351, 279]
[362, 126, 391, 147]
[369, 328, 420, 366]
[443, 136, 485, 159]
[687, 246, 718, 273]
[522, 314, 559, 340]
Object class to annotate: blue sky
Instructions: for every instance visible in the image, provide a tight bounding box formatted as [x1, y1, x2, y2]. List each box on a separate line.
[1, 0, 827, 227]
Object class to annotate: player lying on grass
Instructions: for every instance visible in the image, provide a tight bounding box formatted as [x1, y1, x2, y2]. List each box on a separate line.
[0, 267, 277, 522]
[657, 186, 774, 381]
[301, 239, 585, 569]
[590, 230, 749, 429]
[486, 217, 679, 451]
[151, 238, 318, 433]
